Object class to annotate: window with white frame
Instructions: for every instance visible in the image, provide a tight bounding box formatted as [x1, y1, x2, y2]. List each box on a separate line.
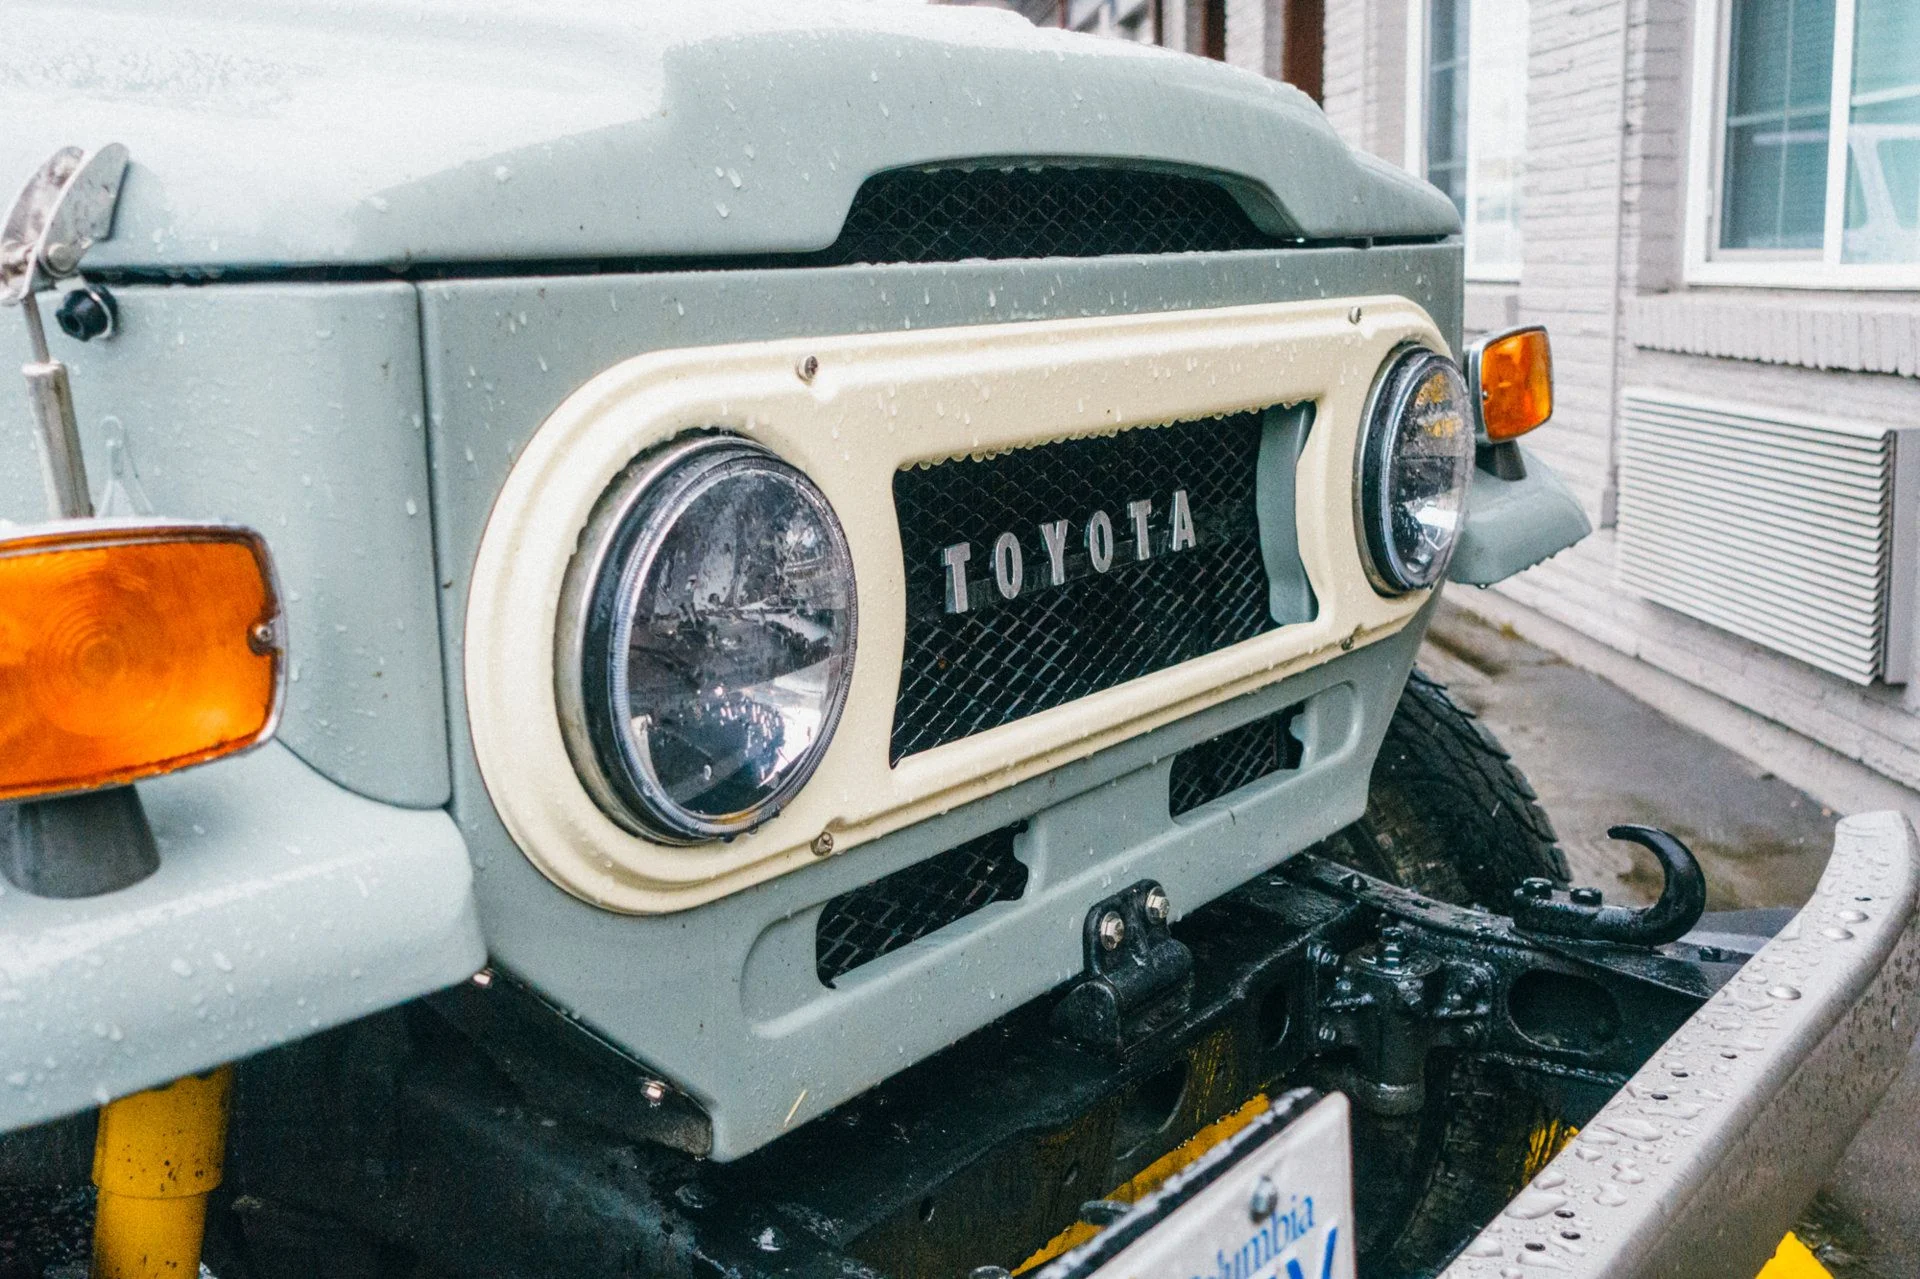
[1405, 0, 1529, 281]
[1688, 0, 1920, 285]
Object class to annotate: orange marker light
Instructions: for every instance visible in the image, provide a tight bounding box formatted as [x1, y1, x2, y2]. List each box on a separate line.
[1470, 325, 1554, 441]
[0, 521, 282, 802]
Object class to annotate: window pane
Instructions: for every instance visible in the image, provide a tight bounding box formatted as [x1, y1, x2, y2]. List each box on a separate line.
[1841, 0, 1920, 262]
[1426, 0, 1470, 215]
[1466, 0, 1527, 277]
[1719, 0, 1835, 251]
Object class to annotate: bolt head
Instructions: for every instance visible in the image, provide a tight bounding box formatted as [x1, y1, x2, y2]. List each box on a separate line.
[1571, 886, 1603, 906]
[1520, 877, 1555, 900]
[1097, 910, 1127, 951]
[470, 968, 494, 989]
[55, 287, 114, 342]
[1143, 887, 1171, 925]
[796, 354, 820, 383]
[810, 830, 835, 857]
[1249, 1174, 1280, 1221]
[641, 1078, 669, 1105]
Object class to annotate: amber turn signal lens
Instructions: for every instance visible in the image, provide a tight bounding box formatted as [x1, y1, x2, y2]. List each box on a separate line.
[1473, 326, 1553, 441]
[0, 522, 282, 803]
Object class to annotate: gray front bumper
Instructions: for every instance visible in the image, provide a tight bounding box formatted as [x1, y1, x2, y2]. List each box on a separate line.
[1443, 811, 1920, 1279]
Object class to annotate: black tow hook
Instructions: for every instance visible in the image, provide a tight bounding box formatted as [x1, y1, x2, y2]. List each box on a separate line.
[1510, 825, 1708, 946]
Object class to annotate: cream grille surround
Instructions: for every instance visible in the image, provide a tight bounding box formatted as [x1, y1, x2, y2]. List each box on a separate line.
[1616, 387, 1919, 686]
[465, 298, 1444, 913]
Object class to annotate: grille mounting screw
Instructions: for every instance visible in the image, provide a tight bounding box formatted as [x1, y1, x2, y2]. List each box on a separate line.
[1097, 910, 1127, 951]
[470, 968, 493, 989]
[1347, 305, 1364, 324]
[811, 830, 835, 857]
[1571, 886, 1604, 905]
[1143, 887, 1170, 925]
[641, 1078, 668, 1106]
[796, 354, 820, 383]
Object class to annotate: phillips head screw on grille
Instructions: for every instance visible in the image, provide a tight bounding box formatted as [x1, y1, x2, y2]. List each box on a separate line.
[1097, 910, 1127, 951]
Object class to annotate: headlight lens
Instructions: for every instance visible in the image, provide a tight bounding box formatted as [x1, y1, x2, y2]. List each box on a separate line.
[559, 437, 857, 843]
[1355, 347, 1476, 594]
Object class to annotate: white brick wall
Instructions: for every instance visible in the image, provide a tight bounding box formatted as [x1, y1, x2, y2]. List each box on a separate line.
[1226, 0, 1271, 73]
[1318, 0, 1920, 808]
[1320, 0, 1407, 163]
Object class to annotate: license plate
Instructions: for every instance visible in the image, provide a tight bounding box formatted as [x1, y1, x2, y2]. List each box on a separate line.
[1037, 1090, 1354, 1279]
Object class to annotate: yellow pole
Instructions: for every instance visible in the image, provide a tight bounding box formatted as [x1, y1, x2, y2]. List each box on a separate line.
[90, 1066, 233, 1279]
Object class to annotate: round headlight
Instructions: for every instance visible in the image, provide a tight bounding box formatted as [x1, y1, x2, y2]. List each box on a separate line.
[557, 437, 858, 843]
[1355, 347, 1476, 594]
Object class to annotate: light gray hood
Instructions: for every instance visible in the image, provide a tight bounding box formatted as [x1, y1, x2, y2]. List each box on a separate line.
[3, 0, 1457, 272]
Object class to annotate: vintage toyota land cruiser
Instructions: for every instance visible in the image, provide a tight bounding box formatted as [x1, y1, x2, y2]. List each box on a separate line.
[2, 5, 1916, 1279]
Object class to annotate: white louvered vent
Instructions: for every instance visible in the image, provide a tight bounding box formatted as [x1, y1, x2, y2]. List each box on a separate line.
[1616, 388, 1918, 686]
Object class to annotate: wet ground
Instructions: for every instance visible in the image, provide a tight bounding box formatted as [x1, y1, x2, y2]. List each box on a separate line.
[1422, 601, 1920, 1279]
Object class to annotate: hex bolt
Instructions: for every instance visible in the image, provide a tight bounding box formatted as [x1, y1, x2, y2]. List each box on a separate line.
[641, 1078, 669, 1106]
[1520, 877, 1555, 900]
[811, 830, 835, 857]
[470, 968, 494, 989]
[1248, 1174, 1279, 1221]
[1097, 910, 1127, 952]
[1143, 886, 1171, 925]
[1571, 886, 1604, 906]
[1378, 926, 1408, 970]
[55, 284, 117, 342]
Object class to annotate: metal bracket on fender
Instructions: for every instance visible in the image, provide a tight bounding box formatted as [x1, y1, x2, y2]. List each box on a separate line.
[1052, 880, 1194, 1053]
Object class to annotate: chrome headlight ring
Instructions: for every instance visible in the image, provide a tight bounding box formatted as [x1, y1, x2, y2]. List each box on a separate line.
[556, 436, 858, 844]
[1354, 345, 1477, 595]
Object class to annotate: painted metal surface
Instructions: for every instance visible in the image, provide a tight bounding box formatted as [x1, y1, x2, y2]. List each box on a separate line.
[1440, 811, 1920, 1279]
[0, 3, 1454, 274]
[424, 244, 1461, 1158]
[0, 742, 484, 1134]
[1447, 444, 1592, 587]
[0, 284, 451, 809]
[467, 297, 1444, 912]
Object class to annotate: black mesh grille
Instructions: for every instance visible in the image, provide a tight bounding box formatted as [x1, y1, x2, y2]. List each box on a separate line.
[1168, 707, 1305, 817]
[814, 166, 1281, 265]
[816, 825, 1028, 985]
[891, 414, 1276, 761]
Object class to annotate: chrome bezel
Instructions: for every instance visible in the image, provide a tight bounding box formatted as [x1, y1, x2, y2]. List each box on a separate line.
[1353, 345, 1474, 595]
[554, 436, 859, 844]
